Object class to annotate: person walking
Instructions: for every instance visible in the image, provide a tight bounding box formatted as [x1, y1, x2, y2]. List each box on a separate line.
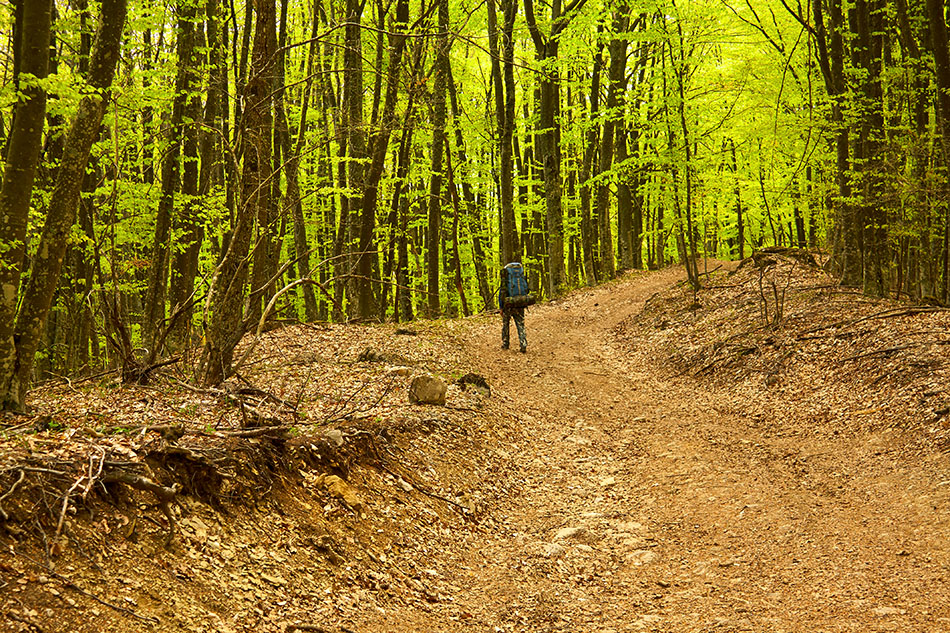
[499, 262, 531, 353]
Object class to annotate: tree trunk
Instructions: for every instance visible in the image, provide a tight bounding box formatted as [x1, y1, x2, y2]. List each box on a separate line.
[168, 0, 210, 349]
[358, 0, 410, 319]
[595, 20, 629, 279]
[0, 0, 51, 410]
[927, 0, 950, 300]
[447, 64, 492, 310]
[523, 0, 589, 294]
[199, 0, 275, 385]
[1, 0, 126, 410]
[579, 42, 604, 284]
[144, 0, 200, 354]
[427, 0, 450, 317]
[487, 0, 519, 266]
[246, 0, 279, 326]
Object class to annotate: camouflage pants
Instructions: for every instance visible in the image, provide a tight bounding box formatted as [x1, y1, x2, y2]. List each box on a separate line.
[501, 309, 527, 351]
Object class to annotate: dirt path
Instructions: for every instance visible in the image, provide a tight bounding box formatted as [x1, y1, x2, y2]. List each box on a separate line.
[356, 268, 950, 632]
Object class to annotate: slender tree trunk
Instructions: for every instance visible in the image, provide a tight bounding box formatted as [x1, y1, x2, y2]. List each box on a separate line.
[580, 42, 604, 284]
[487, 0, 519, 266]
[927, 0, 950, 300]
[200, 0, 275, 385]
[358, 0, 409, 319]
[427, 0, 450, 317]
[447, 64, 492, 310]
[0, 0, 51, 410]
[595, 20, 629, 279]
[168, 0, 210, 349]
[246, 0, 279, 326]
[1, 0, 126, 409]
[144, 0, 200, 353]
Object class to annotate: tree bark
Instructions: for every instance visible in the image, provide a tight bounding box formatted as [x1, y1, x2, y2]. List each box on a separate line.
[487, 0, 519, 266]
[1, 0, 126, 410]
[199, 0, 275, 385]
[523, 0, 588, 295]
[144, 0, 201, 353]
[168, 0, 211, 349]
[0, 0, 51, 410]
[426, 0, 450, 317]
[357, 0, 410, 319]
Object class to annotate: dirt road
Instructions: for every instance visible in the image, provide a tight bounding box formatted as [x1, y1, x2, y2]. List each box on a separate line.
[352, 267, 950, 632]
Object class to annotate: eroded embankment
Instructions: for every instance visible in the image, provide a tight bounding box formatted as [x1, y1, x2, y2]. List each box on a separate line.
[1, 321, 512, 633]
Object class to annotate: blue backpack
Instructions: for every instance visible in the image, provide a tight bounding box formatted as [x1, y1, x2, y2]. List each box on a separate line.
[505, 263, 528, 297]
[502, 262, 535, 308]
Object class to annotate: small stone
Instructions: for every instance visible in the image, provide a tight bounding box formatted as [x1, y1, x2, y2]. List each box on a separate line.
[555, 526, 585, 541]
[261, 574, 287, 587]
[358, 348, 389, 362]
[627, 550, 657, 565]
[600, 476, 616, 488]
[541, 543, 567, 559]
[325, 429, 344, 447]
[408, 374, 447, 405]
[387, 366, 411, 377]
[457, 373, 491, 396]
[323, 475, 365, 514]
[871, 606, 905, 616]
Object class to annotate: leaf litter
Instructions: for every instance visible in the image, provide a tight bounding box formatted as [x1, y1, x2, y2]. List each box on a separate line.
[2, 255, 950, 632]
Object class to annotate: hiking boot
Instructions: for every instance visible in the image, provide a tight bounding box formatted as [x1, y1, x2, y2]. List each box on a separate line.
[501, 344, 509, 350]
[520, 347, 527, 354]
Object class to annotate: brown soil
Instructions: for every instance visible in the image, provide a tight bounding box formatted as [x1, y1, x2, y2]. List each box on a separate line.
[4, 263, 950, 632]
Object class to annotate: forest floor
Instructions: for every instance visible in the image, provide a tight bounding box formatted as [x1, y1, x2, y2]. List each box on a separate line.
[3, 251, 950, 632]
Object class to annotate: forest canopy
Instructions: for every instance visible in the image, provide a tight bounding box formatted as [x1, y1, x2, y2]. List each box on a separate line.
[0, 0, 947, 409]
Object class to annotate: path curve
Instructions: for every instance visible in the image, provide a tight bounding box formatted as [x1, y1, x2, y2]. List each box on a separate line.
[368, 267, 950, 632]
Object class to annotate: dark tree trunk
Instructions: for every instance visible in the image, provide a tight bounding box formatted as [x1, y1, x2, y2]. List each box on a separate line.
[200, 0, 275, 385]
[246, 1, 280, 326]
[0, 0, 51, 410]
[447, 63, 493, 310]
[1, 0, 126, 409]
[579, 42, 604, 284]
[523, 0, 588, 294]
[144, 0, 200, 354]
[358, 0, 410, 319]
[487, 0, 519, 266]
[168, 0, 211, 349]
[927, 0, 950, 301]
[427, 0, 450, 317]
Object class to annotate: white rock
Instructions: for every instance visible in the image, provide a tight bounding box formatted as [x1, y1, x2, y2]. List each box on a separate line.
[541, 543, 567, 559]
[325, 429, 344, 447]
[871, 606, 905, 616]
[627, 549, 657, 565]
[408, 374, 447, 405]
[555, 526, 585, 541]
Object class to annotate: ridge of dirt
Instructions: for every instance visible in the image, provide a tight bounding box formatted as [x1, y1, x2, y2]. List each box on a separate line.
[0, 322, 511, 632]
[617, 251, 950, 450]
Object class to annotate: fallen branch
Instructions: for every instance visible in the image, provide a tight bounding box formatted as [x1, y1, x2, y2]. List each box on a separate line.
[54, 475, 86, 539]
[0, 469, 26, 521]
[7, 611, 45, 632]
[102, 470, 179, 545]
[803, 306, 948, 335]
[840, 343, 919, 362]
[211, 426, 290, 438]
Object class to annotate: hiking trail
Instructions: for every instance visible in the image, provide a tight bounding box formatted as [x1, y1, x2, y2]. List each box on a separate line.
[350, 266, 950, 632]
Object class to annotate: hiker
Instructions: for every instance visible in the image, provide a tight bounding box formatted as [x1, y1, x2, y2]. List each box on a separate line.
[499, 261, 533, 353]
